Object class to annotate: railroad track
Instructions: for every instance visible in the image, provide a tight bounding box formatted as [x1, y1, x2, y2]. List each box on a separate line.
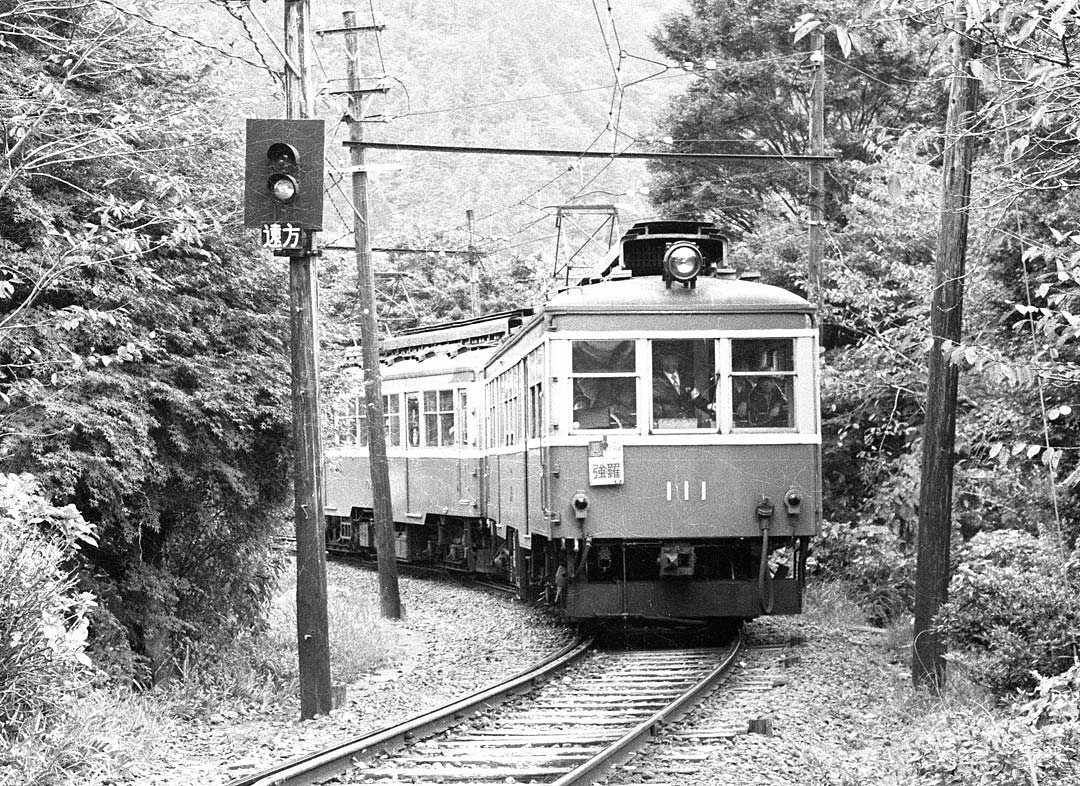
[227, 634, 741, 786]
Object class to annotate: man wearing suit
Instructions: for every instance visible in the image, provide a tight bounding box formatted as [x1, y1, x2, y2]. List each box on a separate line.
[653, 350, 711, 420]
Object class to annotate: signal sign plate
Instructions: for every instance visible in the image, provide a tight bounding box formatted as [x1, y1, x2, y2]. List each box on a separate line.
[260, 222, 306, 252]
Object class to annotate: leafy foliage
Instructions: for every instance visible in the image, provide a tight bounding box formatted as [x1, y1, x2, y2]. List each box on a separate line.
[809, 520, 915, 625]
[322, 242, 550, 346]
[0, 474, 96, 739]
[935, 529, 1080, 694]
[910, 659, 1080, 785]
[0, 0, 291, 685]
[647, 0, 942, 234]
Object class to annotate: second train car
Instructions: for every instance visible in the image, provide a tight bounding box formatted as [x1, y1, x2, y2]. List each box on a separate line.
[325, 219, 821, 623]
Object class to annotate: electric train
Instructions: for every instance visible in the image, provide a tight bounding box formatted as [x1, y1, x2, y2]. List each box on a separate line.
[324, 219, 821, 623]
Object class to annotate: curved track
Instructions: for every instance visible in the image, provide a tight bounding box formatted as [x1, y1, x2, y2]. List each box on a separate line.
[226, 633, 741, 786]
[225, 636, 590, 786]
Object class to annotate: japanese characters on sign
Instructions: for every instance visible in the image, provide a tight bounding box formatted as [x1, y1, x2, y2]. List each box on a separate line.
[260, 222, 305, 252]
[588, 439, 624, 486]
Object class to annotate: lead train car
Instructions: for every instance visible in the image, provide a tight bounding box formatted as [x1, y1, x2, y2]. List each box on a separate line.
[325, 220, 821, 623]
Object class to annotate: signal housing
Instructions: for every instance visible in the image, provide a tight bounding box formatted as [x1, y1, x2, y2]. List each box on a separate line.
[244, 118, 325, 230]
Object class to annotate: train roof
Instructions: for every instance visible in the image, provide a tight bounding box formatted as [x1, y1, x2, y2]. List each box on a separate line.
[342, 309, 534, 367]
[545, 274, 814, 316]
[380, 345, 497, 381]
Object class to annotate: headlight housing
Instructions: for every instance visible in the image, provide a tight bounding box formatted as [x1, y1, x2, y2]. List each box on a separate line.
[663, 242, 703, 285]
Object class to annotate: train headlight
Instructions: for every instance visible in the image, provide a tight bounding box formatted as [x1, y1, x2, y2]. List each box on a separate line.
[784, 488, 803, 516]
[663, 242, 703, 285]
[572, 492, 589, 521]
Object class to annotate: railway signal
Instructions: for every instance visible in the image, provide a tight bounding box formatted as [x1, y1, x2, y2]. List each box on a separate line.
[244, 118, 325, 236]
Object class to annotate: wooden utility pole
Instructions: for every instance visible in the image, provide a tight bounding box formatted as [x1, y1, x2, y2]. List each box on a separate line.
[913, 3, 980, 690]
[283, 0, 333, 719]
[808, 32, 825, 320]
[345, 10, 401, 619]
[466, 209, 480, 316]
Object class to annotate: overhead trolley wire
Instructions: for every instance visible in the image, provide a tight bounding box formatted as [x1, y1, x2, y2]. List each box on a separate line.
[343, 140, 834, 163]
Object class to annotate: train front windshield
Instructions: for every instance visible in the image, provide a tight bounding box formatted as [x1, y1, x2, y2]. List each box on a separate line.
[568, 336, 803, 435]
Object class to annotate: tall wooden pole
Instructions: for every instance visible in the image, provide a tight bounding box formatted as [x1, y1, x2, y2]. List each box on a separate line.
[345, 10, 401, 619]
[808, 32, 825, 322]
[913, 3, 980, 690]
[285, 0, 333, 718]
[467, 208, 480, 316]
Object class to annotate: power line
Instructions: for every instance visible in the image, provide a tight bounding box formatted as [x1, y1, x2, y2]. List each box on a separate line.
[343, 140, 835, 162]
[97, 0, 274, 74]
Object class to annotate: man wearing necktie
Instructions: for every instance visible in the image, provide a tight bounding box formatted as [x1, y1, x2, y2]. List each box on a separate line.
[653, 350, 709, 419]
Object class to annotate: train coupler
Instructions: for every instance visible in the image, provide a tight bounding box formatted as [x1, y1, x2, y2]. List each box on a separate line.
[657, 542, 695, 577]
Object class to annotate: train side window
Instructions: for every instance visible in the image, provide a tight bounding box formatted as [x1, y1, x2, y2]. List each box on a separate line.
[651, 339, 716, 430]
[343, 395, 368, 446]
[731, 339, 794, 429]
[423, 389, 456, 447]
[526, 346, 544, 439]
[406, 393, 420, 447]
[570, 339, 636, 431]
[384, 393, 401, 447]
[528, 381, 543, 437]
[457, 390, 468, 446]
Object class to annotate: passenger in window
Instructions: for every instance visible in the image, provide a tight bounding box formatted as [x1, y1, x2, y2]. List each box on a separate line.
[573, 378, 613, 429]
[732, 350, 792, 427]
[608, 384, 637, 429]
[573, 378, 604, 411]
[653, 350, 711, 420]
[733, 376, 754, 422]
[733, 376, 790, 426]
[748, 377, 789, 426]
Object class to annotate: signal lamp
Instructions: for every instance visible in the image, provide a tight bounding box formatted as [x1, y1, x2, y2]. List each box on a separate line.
[269, 173, 298, 203]
[663, 242, 703, 285]
[267, 142, 299, 204]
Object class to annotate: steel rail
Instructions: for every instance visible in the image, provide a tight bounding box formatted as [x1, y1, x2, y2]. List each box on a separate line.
[550, 633, 742, 785]
[346, 637, 744, 785]
[224, 635, 591, 786]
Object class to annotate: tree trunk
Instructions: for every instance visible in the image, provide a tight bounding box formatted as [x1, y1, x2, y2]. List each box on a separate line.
[913, 6, 980, 690]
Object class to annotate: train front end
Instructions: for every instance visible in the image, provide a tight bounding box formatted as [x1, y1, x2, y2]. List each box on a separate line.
[525, 220, 821, 622]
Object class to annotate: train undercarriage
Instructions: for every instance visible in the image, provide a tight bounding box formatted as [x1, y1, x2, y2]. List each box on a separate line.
[326, 510, 808, 621]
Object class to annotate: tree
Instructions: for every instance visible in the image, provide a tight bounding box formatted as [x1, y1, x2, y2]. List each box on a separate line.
[646, 0, 943, 236]
[0, 0, 292, 683]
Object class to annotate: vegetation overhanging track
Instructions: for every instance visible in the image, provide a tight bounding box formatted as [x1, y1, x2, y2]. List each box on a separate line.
[223, 635, 592, 786]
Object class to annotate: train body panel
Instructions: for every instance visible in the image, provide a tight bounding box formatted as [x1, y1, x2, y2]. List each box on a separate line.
[326, 220, 823, 623]
[541, 442, 818, 541]
[565, 577, 804, 620]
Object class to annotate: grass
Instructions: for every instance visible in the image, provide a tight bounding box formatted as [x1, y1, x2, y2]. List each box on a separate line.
[262, 568, 405, 684]
[0, 688, 171, 786]
[0, 566, 409, 786]
[802, 579, 868, 628]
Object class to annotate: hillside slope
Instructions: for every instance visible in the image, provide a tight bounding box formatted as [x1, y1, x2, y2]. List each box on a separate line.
[162, 0, 688, 268]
